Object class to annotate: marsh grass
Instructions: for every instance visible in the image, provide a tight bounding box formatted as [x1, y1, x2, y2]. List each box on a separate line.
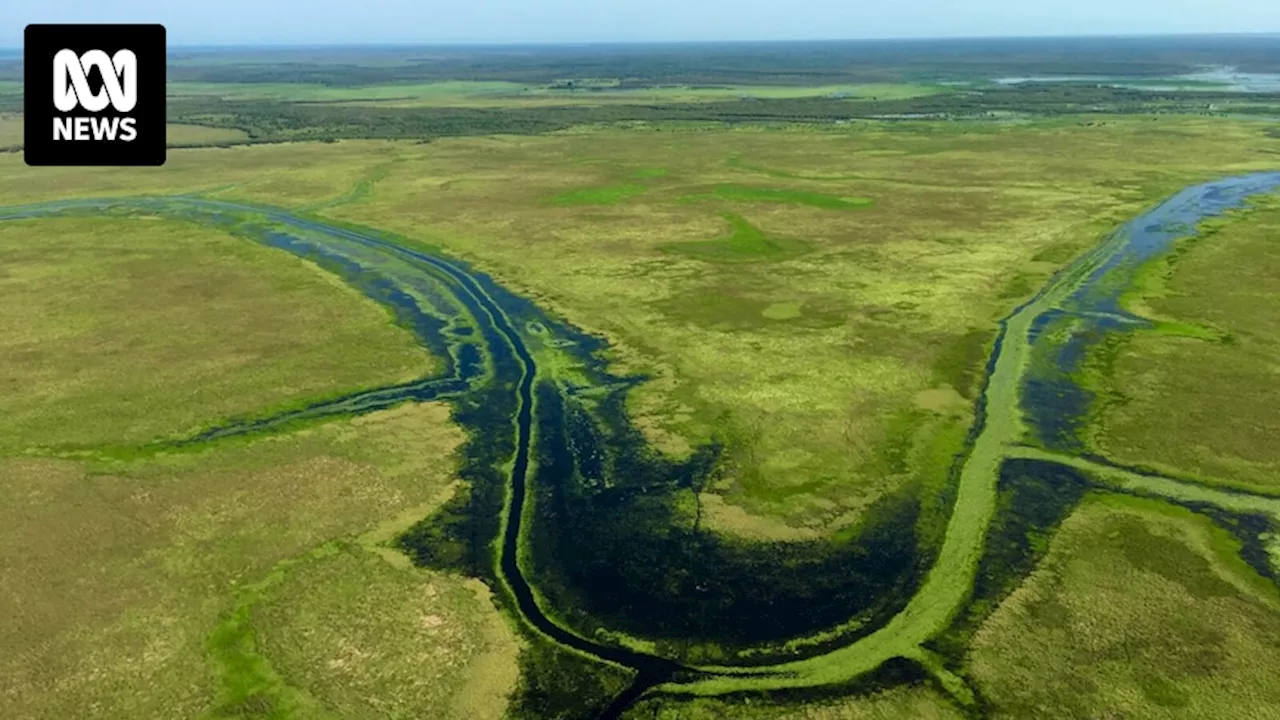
[660, 212, 812, 262]
[623, 685, 964, 719]
[4, 117, 1278, 539]
[0, 403, 517, 720]
[969, 495, 1280, 718]
[681, 183, 874, 210]
[316, 117, 1280, 535]
[550, 182, 648, 205]
[251, 545, 518, 720]
[1086, 195, 1280, 490]
[163, 80, 942, 109]
[0, 216, 435, 451]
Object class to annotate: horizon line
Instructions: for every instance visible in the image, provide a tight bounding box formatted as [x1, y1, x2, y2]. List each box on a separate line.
[0, 29, 1278, 53]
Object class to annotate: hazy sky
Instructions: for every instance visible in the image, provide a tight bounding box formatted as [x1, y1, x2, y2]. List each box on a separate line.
[3, 0, 1279, 46]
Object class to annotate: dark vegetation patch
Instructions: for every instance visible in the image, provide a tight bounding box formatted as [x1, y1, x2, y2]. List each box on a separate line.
[145, 36, 1280, 87]
[628, 655, 943, 718]
[509, 636, 635, 720]
[158, 83, 1280, 145]
[524, 381, 936, 663]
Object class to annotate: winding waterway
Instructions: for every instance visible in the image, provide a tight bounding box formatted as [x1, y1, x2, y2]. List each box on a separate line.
[4, 171, 1279, 716]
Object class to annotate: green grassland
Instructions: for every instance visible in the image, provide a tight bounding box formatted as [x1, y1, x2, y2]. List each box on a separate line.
[0, 140, 408, 206]
[659, 212, 813, 263]
[310, 116, 1280, 537]
[5, 98, 1280, 717]
[969, 494, 1280, 718]
[1084, 195, 1280, 492]
[680, 184, 875, 210]
[166, 80, 942, 109]
[0, 216, 434, 451]
[251, 529, 519, 720]
[3, 116, 1278, 542]
[0, 402, 519, 720]
[0, 210, 515, 718]
[0, 112, 19, 147]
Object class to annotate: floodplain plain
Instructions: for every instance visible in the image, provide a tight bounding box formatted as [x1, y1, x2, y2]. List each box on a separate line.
[3, 39, 1280, 720]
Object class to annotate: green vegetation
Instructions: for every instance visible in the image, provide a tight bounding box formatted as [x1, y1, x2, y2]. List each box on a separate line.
[252, 542, 518, 720]
[660, 212, 811, 262]
[154, 82, 1280, 144]
[969, 495, 1280, 718]
[682, 184, 874, 210]
[0, 403, 518, 720]
[311, 116, 1278, 537]
[551, 182, 648, 205]
[0, 216, 434, 451]
[168, 79, 530, 104]
[6, 116, 1276, 544]
[1084, 196, 1280, 492]
[166, 80, 940, 109]
[625, 685, 964, 719]
[7, 48, 1280, 717]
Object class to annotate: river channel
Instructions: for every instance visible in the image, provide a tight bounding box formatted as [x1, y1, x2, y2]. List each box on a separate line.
[4, 172, 1278, 716]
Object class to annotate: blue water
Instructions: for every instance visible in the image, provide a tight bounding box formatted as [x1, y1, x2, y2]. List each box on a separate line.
[1020, 171, 1280, 451]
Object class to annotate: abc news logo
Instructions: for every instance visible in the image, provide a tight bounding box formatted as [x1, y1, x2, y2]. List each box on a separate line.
[25, 24, 166, 166]
[53, 49, 140, 142]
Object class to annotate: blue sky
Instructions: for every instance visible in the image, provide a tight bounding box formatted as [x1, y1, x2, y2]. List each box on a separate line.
[3, 0, 1279, 46]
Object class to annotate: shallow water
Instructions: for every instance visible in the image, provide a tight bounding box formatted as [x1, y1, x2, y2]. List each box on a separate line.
[1019, 172, 1280, 451]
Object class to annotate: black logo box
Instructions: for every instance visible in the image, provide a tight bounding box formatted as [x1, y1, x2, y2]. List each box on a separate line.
[25, 24, 166, 167]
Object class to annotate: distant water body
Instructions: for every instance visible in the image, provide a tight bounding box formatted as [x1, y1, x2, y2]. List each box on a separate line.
[995, 66, 1280, 93]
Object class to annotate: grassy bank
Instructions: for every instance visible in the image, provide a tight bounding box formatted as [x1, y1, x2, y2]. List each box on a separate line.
[0, 215, 435, 452]
[1083, 194, 1280, 492]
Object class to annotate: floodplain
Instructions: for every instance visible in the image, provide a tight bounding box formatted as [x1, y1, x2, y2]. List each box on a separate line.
[3, 37, 1280, 720]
